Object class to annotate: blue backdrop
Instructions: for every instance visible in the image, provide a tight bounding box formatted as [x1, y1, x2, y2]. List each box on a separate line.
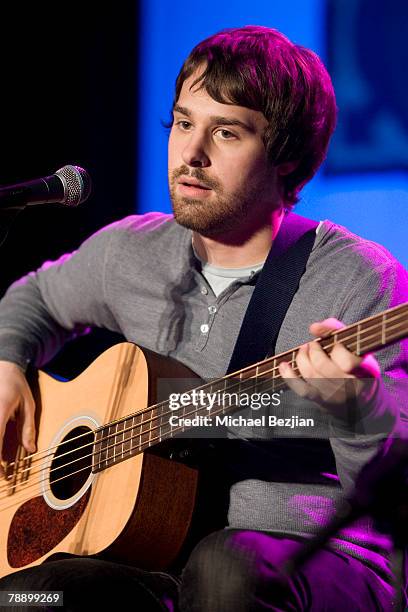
[136, 0, 408, 267]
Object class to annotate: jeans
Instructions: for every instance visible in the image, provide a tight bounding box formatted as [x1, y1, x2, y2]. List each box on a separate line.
[0, 530, 395, 611]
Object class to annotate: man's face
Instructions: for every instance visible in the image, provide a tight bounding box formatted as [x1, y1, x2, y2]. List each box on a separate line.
[168, 70, 283, 238]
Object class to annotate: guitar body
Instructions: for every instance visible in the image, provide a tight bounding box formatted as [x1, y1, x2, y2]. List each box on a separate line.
[1, 301, 407, 579]
[0, 343, 199, 579]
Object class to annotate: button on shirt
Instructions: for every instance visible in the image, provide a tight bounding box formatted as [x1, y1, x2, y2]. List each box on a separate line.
[193, 257, 265, 352]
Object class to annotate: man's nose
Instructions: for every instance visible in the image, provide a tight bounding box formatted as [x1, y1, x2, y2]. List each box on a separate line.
[181, 133, 211, 168]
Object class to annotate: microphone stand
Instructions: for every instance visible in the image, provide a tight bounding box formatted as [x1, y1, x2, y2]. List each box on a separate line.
[0, 207, 26, 251]
[279, 438, 408, 610]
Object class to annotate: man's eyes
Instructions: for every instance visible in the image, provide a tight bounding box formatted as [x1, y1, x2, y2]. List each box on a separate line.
[174, 121, 237, 140]
[175, 120, 192, 130]
[215, 129, 236, 140]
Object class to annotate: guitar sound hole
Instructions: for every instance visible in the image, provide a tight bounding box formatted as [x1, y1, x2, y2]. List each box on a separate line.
[50, 426, 94, 500]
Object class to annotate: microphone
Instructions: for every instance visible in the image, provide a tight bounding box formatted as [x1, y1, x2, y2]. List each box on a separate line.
[0, 165, 92, 209]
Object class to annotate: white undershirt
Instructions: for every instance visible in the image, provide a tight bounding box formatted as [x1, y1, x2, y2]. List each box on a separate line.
[194, 222, 322, 297]
[200, 260, 264, 296]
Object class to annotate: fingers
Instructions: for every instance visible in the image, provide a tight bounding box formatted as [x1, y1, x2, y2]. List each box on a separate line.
[355, 355, 381, 380]
[278, 321, 382, 411]
[299, 342, 341, 378]
[0, 392, 36, 478]
[314, 334, 380, 381]
[0, 398, 15, 475]
[309, 318, 379, 378]
[323, 342, 362, 375]
[0, 420, 6, 477]
[308, 318, 362, 377]
[21, 396, 37, 454]
[278, 352, 341, 406]
[0, 364, 37, 478]
[278, 359, 315, 399]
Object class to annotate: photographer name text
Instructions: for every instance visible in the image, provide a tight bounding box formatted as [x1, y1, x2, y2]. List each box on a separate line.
[169, 414, 315, 428]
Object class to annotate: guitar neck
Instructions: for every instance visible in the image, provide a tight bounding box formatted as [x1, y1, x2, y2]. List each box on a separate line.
[93, 301, 408, 472]
[316, 302, 408, 356]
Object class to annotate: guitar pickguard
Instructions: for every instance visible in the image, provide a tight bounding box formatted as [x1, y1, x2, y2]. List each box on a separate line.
[8, 489, 91, 567]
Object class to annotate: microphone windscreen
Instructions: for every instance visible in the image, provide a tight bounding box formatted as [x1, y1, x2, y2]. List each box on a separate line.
[55, 165, 92, 207]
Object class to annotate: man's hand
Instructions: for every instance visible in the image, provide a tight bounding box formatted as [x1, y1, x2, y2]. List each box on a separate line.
[0, 361, 36, 477]
[278, 318, 381, 416]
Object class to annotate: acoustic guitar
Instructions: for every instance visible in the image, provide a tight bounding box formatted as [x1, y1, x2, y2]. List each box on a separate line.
[1, 301, 407, 578]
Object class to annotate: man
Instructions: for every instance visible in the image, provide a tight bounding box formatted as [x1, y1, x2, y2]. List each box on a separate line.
[0, 25, 406, 611]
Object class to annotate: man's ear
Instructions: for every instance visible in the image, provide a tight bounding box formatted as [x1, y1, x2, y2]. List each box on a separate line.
[276, 161, 299, 176]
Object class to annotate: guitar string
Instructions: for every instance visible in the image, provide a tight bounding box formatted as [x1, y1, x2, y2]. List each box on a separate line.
[0, 312, 397, 489]
[0, 363, 398, 510]
[1, 313, 406, 502]
[0, 322, 402, 504]
[0, 369, 287, 500]
[3, 310, 404, 477]
[0, 314, 405, 494]
[0, 369, 304, 509]
[0, 313, 405, 495]
[0, 345, 395, 514]
[4, 303, 408, 480]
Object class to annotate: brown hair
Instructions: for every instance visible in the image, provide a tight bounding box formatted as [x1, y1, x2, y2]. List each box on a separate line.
[173, 26, 337, 208]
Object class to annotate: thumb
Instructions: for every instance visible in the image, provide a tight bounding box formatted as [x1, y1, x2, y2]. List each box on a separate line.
[309, 317, 344, 338]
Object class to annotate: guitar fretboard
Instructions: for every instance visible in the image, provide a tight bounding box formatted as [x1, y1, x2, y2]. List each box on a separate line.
[92, 301, 408, 472]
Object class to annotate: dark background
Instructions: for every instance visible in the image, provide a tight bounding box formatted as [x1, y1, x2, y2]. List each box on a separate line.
[1, 1, 138, 373]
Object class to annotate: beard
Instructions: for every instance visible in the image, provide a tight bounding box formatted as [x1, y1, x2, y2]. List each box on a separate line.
[169, 165, 271, 238]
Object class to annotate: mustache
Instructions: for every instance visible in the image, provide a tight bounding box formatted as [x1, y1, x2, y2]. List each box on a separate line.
[171, 166, 221, 191]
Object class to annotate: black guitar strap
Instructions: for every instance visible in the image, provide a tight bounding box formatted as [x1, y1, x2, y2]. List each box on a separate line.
[226, 212, 319, 374]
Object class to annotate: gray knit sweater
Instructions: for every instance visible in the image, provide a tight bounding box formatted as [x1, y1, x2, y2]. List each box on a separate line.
[0, 212, 407, 580]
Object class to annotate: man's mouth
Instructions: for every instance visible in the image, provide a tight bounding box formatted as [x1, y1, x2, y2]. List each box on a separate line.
[176, 177, 213, 197]
[177, 177, 212, 190]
